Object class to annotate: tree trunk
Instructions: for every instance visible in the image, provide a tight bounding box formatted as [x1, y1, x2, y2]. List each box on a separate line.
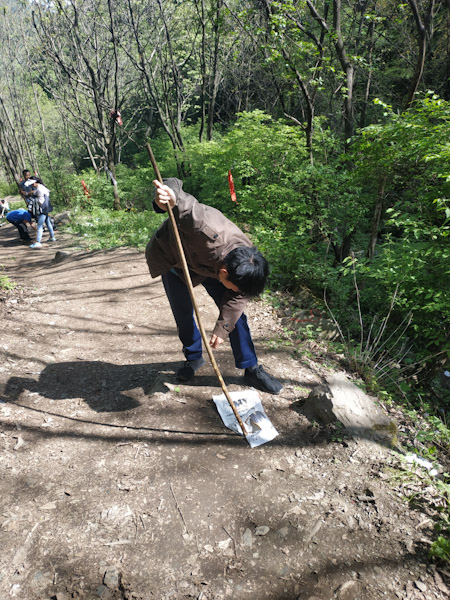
[207, 0, 224, 141]
[404, 0, 436, 109]
[359, 20, 375, 129]
[366, 175, 386, 259]
[0, 121, 22, 188]
[198, 0, 207, 142]
[107, 137, 121, 211]
[332, 230, 355, 265]
[0, 95, 27, 171]
[32, 84, 60, 196]
[333, 0, 355, 142]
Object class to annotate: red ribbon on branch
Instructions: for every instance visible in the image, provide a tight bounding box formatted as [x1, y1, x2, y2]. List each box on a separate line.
[228, 170, 237, 203]
[81, 180, 91, 199]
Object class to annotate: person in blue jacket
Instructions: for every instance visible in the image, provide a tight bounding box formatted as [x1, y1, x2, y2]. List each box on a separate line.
[6, 208, 35, 243]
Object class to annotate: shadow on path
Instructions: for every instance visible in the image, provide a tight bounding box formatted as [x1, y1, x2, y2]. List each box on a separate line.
[5, 360, 183, 412]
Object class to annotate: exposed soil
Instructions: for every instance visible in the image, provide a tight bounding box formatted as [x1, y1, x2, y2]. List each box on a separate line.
[0, 221, 448, 600]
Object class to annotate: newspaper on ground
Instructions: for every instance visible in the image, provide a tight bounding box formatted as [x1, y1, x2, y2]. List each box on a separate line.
[213, 389, 278, 448]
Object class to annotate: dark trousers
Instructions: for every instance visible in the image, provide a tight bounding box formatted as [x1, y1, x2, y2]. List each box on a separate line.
[11, 221, 31, 241]
[161, 270, 258, 369]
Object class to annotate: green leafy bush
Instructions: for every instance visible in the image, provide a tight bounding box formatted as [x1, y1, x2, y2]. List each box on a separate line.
[430, 535, 450, 562]
[0, 181, 17, 197]
[348, 94, 450, 375]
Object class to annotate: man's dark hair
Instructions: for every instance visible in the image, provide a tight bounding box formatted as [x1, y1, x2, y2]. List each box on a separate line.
[22, 169, 30, 177]
[224, 246, 268, 297]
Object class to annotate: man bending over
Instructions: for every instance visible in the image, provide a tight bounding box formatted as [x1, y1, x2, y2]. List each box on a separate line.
[145, 178, 282, 395]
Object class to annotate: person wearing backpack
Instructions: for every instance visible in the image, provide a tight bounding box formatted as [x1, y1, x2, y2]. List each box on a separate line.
[28, 178, 56, 249]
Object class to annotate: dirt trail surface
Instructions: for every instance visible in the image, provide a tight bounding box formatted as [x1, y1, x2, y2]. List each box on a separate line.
[0, 224, 448, 600]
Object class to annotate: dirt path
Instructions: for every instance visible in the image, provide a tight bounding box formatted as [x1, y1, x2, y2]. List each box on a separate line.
[0, 224, 448, 600]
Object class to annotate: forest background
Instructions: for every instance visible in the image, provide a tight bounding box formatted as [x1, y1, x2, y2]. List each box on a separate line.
[0, 1, 449, 455]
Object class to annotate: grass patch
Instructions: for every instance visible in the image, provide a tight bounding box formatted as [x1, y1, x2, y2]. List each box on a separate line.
[0, 270, 15, 291]
[64, 207, 164, 250]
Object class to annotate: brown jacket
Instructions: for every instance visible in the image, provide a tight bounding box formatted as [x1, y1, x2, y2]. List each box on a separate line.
[146, 178, 252, 339]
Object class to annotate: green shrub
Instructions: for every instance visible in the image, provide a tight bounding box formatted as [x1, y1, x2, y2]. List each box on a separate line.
[347, 94, 450, 376]
[0, 181, 17, 197]
[0, 271, 15, 290]
[430, 534, 450, 563]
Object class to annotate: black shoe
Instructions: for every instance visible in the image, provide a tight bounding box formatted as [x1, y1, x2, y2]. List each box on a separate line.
[244, 364, 283, 395]
[177, 358, 206, 381]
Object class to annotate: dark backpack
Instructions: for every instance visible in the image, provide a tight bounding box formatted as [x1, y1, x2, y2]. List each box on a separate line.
[28, 197, 42, 219]
[28, 194, 53, 218]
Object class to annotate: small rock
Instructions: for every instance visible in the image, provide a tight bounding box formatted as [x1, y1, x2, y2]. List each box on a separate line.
[414, 580, 427, 593]
[242, 528, 253, 547]
[54, 211, 71, 225]
[433, 569, 449, 594]
[255, 526, 270, 536]
[335, 580, 360, 600]
[303, 372, 396, 447]
[103, 566, 119, 589]
[13, 436, 26, 450]
[53, 251, 71, 264]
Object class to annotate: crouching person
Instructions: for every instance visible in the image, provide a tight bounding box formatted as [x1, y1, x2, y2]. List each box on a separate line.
[6, 208, 35, 244]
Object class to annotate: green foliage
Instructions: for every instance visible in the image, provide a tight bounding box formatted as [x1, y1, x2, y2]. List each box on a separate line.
[430, 535, 450, 563]
[0, 181, 17, 196]
[0, 269, 15, 291]
[185, 111, 309, 220]
[65, 207, 164, 250]
[135, 134, 182, 180]
[348, 94, 450, 370]
[328, 420, 351, 444]
[179, 111, 355, 293]
[54, 164, 156, 212]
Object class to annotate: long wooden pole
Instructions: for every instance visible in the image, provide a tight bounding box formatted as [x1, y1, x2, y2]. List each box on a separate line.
[146, 143, 248, 436]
